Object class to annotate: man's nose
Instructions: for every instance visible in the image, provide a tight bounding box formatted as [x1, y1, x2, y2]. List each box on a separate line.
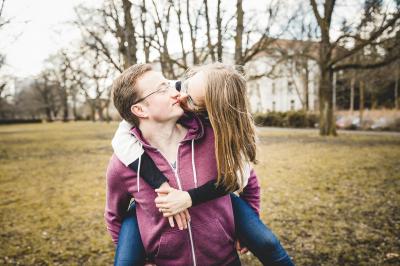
[170, 87, 180, 98]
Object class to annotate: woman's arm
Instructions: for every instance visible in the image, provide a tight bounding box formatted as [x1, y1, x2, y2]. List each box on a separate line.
[137, 152, 229, 206]
[112, 119, 229, 207]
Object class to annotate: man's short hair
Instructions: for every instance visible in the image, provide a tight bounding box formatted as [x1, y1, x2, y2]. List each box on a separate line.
[112, 63, 153, 127]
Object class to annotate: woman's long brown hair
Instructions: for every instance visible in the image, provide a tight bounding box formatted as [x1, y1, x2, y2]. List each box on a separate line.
[185, 63, 257, 192]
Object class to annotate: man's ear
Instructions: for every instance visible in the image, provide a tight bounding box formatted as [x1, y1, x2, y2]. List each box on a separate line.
[131, 104, 148, 119]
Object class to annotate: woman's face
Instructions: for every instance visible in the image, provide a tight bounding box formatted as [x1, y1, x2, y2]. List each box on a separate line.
[179, 71, 206, 111]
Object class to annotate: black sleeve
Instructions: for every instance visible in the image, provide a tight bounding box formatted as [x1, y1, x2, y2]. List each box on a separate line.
[128, 151, 230, 206]
[187, 179, 229, 206]
[128, 152, 168, 189]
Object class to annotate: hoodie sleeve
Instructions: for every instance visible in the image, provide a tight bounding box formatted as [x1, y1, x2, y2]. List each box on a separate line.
[104, 156, 132, 245]
[111, 120, 144, 166]
[239, 169, 260, 216]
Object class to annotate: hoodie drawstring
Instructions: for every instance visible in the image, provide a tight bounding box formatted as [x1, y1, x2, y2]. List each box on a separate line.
[191, 139, 198, 188]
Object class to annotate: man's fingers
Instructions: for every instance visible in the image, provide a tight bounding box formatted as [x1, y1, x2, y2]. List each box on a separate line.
[163, 212, 173, 217]
[179, 212, 187, 229]
[184, 209, 191, 222]
[168, 216, 174, 228]
[174, 214, 184, 230]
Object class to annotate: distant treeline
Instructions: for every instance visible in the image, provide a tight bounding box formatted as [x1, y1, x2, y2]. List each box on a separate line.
[0, 119, 42, 125]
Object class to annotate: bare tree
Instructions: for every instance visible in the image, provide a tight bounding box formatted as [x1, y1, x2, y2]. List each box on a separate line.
[235, 0, 295, 67]
[74, 0, 140, 72]
[173, 0, 188, 68]
[216, 0, 223, 62]
[33, 72, 55, 121]
[204, 0, 215, 62]
[139, 0, 151, 63]
[310, 0, 400, 136]
[0, 0, 10, 28]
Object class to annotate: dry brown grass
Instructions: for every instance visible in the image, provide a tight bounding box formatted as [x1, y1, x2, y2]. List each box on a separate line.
[0, 122, 399, 265]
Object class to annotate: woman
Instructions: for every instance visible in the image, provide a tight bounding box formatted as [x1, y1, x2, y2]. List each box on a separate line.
[112, 63, 294, 266]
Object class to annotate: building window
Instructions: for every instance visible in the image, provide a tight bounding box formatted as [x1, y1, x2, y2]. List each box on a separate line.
[290, 100, 295, 110]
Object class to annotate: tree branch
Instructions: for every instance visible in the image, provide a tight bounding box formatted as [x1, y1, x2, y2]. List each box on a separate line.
[330, 12, 400, 67]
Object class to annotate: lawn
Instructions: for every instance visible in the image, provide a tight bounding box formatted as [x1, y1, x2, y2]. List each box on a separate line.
[0, 122, 399, 265]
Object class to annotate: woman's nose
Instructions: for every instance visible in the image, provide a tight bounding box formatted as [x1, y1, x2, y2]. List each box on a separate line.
[177, 92, 189, 102]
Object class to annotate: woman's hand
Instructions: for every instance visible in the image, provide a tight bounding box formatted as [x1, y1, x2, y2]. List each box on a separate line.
[236, 240, 249, 255]
[155, 186, 193, 216]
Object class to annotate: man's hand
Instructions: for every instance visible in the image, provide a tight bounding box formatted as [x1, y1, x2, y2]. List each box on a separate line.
[166, 209, 191, 230]
[156, 184, 191, 230]
[236, 240, 249, 255]
[155, 187, 192, 216]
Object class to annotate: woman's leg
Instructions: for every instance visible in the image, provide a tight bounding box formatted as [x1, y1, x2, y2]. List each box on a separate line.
[114, 203, 146, 266]
[230, 194, 295, 266]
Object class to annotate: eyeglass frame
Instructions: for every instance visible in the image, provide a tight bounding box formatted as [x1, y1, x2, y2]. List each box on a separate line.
[133, 81, 174, 105]
[180, 80, 203, 111]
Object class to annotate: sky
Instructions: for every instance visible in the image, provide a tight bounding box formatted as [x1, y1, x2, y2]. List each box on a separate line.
[0, 0, 384, 79]
[0, 0, 102, 77]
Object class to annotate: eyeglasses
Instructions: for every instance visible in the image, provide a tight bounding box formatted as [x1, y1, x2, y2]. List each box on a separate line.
[180, 80, 203, 111]
[133, 82, 173, 104]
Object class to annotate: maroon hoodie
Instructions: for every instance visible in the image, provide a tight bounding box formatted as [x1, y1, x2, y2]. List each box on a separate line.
[105, 115, 260, 265]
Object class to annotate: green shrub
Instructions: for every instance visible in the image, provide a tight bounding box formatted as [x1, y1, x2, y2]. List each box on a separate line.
[252, 111, 319, 128]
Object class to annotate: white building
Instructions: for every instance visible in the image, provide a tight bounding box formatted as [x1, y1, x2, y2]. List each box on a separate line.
[245, 39, 320, 113]
[153, 38, 321, 113]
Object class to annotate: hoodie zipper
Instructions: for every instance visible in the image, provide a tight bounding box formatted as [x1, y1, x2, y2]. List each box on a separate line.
[156, 144, 197, 266]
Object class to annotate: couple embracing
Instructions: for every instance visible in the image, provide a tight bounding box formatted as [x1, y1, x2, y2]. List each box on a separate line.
[105, 62, 294, 266]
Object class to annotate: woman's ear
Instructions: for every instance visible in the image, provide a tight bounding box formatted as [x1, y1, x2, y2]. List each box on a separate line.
[131, 104, 148, 119]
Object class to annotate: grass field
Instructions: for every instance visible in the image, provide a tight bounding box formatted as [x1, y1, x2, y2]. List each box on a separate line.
[0, 122, 399, 265]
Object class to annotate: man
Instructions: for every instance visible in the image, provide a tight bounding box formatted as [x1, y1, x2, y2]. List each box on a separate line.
[105, 63, 259, 265]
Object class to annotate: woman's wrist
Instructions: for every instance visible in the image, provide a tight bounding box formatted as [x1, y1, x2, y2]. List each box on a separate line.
[184, 191, 193, 208]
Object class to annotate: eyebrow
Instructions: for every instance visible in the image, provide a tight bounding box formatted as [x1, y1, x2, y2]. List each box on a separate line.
[156, 80, 168, 89]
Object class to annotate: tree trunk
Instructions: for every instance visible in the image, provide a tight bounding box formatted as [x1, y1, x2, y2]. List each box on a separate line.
[62, 86, 69, 122]
[186, 0, 198, 65]
[318, 66, 337, 136]
[359, 80, 365, 128]
[204, 0, 215, 62]
[140, 0, 150, 63]
[216, 0, 223, 62]
[97, 105, 104, 121]
[332, 71, 336, 113]
[45, 106, 52, 122]
[90, 102, 96, 122]
[395, 63, 399, 109]
[303, 60, 309, 111]
[122, 0, 137, 67]
[175, 0, 187, 68]
[234, 0, 244, 65]
[72, 94, 78, 121]
[350, 75, 355, 114]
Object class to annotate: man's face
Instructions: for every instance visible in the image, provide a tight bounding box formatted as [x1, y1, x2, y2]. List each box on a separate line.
[135, 70, 184, 123]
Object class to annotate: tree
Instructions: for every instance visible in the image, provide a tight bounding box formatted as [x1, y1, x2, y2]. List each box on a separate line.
[309, 0, 400, 136]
